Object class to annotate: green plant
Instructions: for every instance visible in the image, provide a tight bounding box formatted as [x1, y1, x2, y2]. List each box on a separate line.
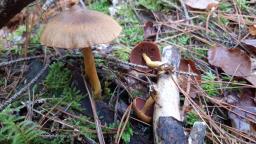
[185, 111, 200, 126]
[113, 47, 131, 61]
[170, 35, 190, 46]
[236, 0, 248, 11]
[72, 116, 96, 139]
[177, 35, 190, 45]
[219, 16, 230, 26]
[116, 4, 143, 46]
[7, 25, 26, 42]
[44, 62, 83, 111]
[108, 122, 133, 144]
[103, 80, 112, 97]
[44, 62, 71, 93]
[201, 71, 220, 96]
[137, 0, 162, 11]
[0, 77, 5, 87]
[219, 2, 232, 12]
[191, 47, 208, 59]
[121, 123, 133, 144]
[0, 108, 46, 144]
[30, 26, 43, 44]
[89, 0, 110, 14]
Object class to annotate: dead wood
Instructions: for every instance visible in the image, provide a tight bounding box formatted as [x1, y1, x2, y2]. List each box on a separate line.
[0, 0, 35, 28]
[153, 46, 186, 144]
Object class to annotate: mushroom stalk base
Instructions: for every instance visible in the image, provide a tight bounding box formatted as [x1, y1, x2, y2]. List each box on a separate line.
[82, 47, 101, 99]
[153, 46, 185, 144]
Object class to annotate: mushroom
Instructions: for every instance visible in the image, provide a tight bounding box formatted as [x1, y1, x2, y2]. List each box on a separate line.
[132, 96, 155, 123]
[130, 41, 162, 123]
[129, 41, 161, 72]
[40, 5, 122, 99]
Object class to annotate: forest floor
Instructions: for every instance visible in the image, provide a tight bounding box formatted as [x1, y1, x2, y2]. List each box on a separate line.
[0, 0, 256, 144]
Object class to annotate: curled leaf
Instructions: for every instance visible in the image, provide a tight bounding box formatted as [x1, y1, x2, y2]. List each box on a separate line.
[184, 0, 219, 10]
[241, 39, 256, 54]
[208, 47, 251, 77]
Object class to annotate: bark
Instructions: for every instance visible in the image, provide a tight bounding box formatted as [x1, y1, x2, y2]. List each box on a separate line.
[153, 46, 186, 144]
[0, 0, 35, 28]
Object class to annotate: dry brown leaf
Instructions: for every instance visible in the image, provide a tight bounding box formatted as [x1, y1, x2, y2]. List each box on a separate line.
[249, 24, 256, 36]
[184, 0, 219, 10]
[245, 58, 256, 86]
[241, 39, 256, 54]
[208, 47, 251, 77]
[144, 21, 157, 41]
[227, 89, 256, 133]
[179, 59, 201, 98]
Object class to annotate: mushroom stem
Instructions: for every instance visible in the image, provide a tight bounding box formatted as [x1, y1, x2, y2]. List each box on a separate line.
[82, 47, 101, 99]
[141, 94, 155, 113]
[142, 53, 164, 68]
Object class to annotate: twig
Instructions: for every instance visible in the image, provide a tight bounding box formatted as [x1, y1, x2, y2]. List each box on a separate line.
[115, 104, 132, 144]
[0, 55, 49, 67]
[83, 76, 105, 144]
[179, 0, 190, 24]
[79, 0, 86, 9]
[0, 59, 50, 111]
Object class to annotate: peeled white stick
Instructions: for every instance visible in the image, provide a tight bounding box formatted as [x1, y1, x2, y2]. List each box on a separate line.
[153, 46, 185, 144]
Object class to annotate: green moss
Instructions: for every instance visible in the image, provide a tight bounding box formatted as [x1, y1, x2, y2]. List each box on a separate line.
[236, 0, 248, 11]
[201, 71, 220, 96]
[116, 5, 143, 46]
[137, 0, 162, 11]
[30, 26, 44, 44]
[44, 62, 83, 111]
[185, 111, 200, 126]
[170, 35, 190, 46]
[0, 108, 46, 144]
[219, 2, 232, 12]
[88, 0, 110, 14]
[113, 47, 131, 61]
[219, 16, 230, 26]
[121, 123, 133, 144]
[44, 62, 71, 93]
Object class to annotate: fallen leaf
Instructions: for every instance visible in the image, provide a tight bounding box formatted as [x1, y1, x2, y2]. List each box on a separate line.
[245, 58, 256, 86]
[227, 89, 256, 133]
[208, 47, 251, 77]
[144, 21, 157, 41]
[184, 0, 219, 10]
[241, 39, 256, 54]
[249, 24, 256, 36]
[179, 59, 201, 98]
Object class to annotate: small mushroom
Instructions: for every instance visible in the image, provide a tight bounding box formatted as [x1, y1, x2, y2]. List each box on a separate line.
[132, 96, 155, 123]
[130, 41, 161, 72]
[40, 5, 122, 99]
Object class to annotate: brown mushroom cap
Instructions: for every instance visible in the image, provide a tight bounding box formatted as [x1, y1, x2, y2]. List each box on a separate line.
[40, 5, 122, 48]
[132, 97, 154, 123]
[129, 41, 161, 72]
